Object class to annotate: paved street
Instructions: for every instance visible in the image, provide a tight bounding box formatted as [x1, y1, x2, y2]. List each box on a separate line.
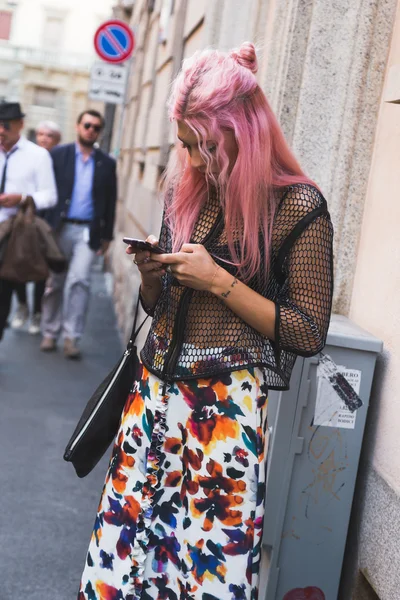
[0, 265, 122, 600]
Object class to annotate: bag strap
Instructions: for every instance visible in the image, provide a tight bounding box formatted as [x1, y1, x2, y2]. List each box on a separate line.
[126, 292, 149, 351]
[15, 196, 36, 226]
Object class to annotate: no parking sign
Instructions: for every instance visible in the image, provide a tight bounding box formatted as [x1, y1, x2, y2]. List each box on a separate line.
[94, 19, 135, 64]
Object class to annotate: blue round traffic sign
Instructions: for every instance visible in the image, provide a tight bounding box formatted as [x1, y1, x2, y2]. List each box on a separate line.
[94, 20, 135, 64]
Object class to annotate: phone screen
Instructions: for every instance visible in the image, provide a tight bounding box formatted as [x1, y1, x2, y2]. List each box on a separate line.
[122, 238, 165, 254]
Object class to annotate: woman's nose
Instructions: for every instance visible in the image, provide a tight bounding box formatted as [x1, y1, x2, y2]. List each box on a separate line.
[189, 150, 205, 169]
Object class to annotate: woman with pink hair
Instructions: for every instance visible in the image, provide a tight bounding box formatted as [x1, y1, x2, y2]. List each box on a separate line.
[79, 43, 333, 600]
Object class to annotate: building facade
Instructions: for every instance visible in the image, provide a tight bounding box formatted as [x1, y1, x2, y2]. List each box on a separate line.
[110, 0, 400, 597]
[0, 0, 114, 141]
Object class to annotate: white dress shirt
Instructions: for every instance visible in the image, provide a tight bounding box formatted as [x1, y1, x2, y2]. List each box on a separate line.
[0, 136, 57, 223]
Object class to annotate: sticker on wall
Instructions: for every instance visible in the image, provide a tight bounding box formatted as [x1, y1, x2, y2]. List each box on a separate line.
[314, 354, 362, 429]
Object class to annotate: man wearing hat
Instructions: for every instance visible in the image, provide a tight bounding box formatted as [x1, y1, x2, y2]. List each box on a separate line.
[0, 102, 57, 343]
[11, 119, 62, 334]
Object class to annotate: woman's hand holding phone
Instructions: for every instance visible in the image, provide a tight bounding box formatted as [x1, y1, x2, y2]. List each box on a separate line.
[126, 235, 165, 310]
[126, 235, 166, 280]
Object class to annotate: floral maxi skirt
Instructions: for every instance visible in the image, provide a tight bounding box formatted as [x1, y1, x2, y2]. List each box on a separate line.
[79, 362, 269, 600]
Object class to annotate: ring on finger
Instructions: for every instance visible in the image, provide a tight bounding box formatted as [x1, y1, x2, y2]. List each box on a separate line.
[133, 257, 150, 265]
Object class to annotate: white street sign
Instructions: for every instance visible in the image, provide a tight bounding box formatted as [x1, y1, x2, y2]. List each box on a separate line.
[88, 62, 128, 105]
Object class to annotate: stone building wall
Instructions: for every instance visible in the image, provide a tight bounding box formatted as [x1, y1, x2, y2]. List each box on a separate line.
[0, 0, 112, 141]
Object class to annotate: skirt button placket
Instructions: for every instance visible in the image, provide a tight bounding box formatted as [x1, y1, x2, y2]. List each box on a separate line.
[132, 382, 169, 599]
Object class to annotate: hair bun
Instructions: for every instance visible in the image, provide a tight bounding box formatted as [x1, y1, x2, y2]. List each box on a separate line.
[231, 42, 258, 74]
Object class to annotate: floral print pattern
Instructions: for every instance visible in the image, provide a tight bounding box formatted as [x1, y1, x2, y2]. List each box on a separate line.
[79, 362, 269, 600]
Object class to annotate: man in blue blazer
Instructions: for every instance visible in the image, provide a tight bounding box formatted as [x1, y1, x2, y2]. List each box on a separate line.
[41, 110, 117, 359]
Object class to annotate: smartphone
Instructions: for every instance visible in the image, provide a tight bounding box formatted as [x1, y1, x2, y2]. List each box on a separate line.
[122, 237, 166, 254]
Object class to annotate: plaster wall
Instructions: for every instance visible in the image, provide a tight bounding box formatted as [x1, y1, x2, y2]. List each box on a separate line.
[350, 2, 400, 494]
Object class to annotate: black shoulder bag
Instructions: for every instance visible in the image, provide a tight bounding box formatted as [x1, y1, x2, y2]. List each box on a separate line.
[63, 297, 148, 478]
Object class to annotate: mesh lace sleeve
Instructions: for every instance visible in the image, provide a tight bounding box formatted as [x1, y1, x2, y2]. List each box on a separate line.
[274, 198, 334, 357]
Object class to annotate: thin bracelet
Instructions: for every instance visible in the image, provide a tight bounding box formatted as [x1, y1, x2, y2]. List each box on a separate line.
[139, 287, 154, 313]
[209, 264, 220, 291]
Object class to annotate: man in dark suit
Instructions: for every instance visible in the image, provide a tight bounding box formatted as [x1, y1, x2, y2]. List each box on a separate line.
[41, 110, 117, 359]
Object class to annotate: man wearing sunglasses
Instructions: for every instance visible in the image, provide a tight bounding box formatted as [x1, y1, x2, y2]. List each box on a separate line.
[41, 110, 117, 359]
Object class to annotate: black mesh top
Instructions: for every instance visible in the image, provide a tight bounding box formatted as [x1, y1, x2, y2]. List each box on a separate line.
[140, 184, 334, 389]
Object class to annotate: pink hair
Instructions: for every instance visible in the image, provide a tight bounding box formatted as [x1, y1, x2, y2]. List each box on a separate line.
[164, 42, 316, 282]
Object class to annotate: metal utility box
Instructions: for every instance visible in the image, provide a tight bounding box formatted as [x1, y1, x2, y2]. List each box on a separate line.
[260, 314, 383, 600]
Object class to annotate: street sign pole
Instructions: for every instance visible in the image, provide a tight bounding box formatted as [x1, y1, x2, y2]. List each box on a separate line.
[90, 19, 136, 154]
[113, 54, 134, 158]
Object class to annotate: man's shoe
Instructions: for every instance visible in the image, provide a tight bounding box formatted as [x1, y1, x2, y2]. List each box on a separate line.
[29, 313, 42, 335]
[64, 338, 81, 360]
[40, 336, 56, 352]
[11, 304, 29, 329]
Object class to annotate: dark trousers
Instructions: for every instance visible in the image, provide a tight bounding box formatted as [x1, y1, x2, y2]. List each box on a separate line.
[0, 278, 14, 340]
[14, 281, 46, 314]
[0, 279, 47, 339]
[14, 282, 26, 304]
